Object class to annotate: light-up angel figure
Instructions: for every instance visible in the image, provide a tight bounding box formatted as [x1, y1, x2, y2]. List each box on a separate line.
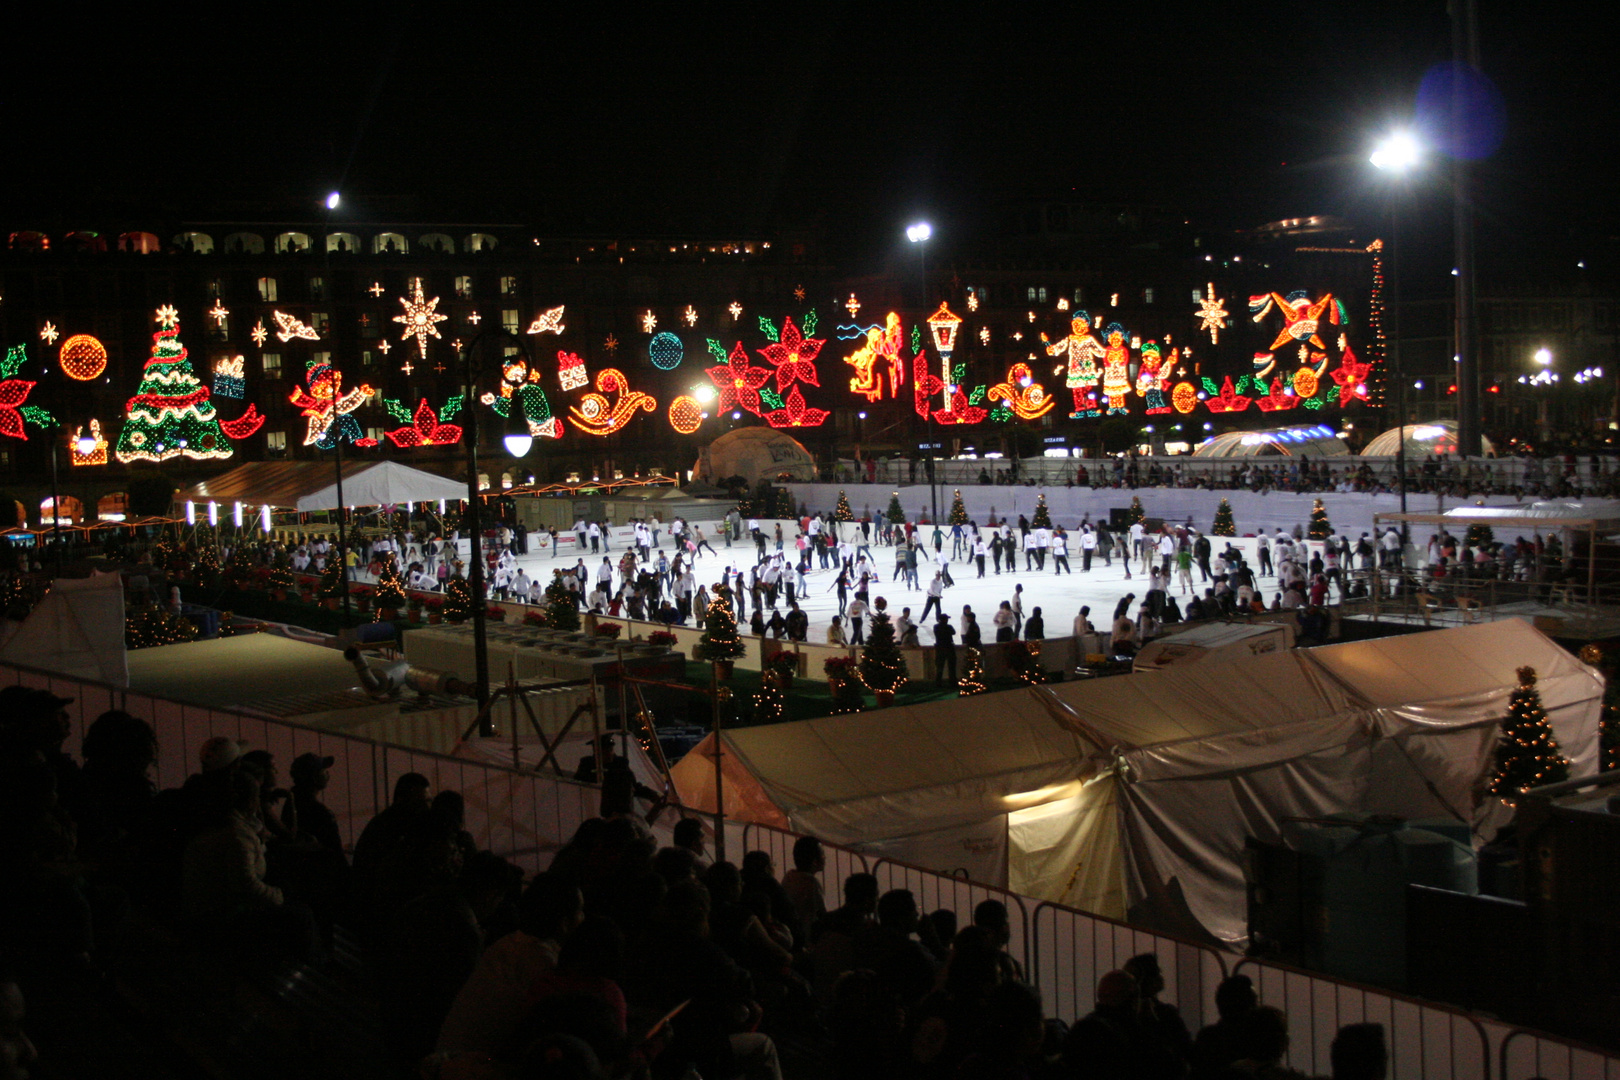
[873, 312, 906, 397]
[1042, 312, 1105, 418]
[1137, 342, 1170, 414]
[482, 354, 562, 439]
[290, 360, 375, 448]
[844, 328, 884, 402]
[1100, 323, 1133, 415]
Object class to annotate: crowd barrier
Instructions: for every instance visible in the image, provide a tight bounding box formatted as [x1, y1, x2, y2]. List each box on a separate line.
[5, 658, 1615, 1079]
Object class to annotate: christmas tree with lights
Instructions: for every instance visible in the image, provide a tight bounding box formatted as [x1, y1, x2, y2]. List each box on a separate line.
[1465, 523, 1494, 550]
[835, 490, 854, 522]
[1031, 494, 1052, 530]
[545, 571, 580, 631]
[194, 525, 221, 580]
[696, 585, 746, 662]
[858, 604, 908, 697]
[317, 554, 346, 600]
[753, 667, 787, 724]
[373, 552, 407, 613]
[1488, 666, 1571, 801]
[115, 306, 237, 464]
[1212, 498, 1236, 537]
[125, 606, 199, 649]
[1128, 496, 1145, 526]
[958, 647, 987, 696]
[887, 492, 905, 526]
[442, 572, 476, 623]
[1308, 499, 1332, 540]
[949, 490, 968, 526]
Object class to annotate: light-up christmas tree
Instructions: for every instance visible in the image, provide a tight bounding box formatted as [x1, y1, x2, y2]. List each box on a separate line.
[1128, 496, 1145, 526]
[858, 605, 908, 700]
[116, 306, 238, 463]
[373, 552, 407, 613]
[545, 571, 580, 631]
[958, 647, 987, 696]
[1465, 523, 1494, 550]
[835, 490, 854, 522]
[887, 492, 905, 526]
[317, 554, 346, 601]
[1212, 498, 1236, 537]
[442, 572, 476, 623]
[1031, 493, 1052, 530]
[697, 585, 746, 663]
[949, 490, 968, 526]
[1489, 666, 1571, 801]
[1307, 499, 1332, 540]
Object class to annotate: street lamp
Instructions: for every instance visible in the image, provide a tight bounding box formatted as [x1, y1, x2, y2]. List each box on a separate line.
[908, 222, 933, 516]
[1535, 347, 1553, 366]
[1371, 130, 1422, 540]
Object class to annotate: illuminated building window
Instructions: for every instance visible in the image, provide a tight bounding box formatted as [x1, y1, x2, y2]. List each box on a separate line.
[500, 275, 518, 296]
[326, 232, 360, 254]
[262, 352, 283, 378]
[1027, 287, 1036, 302]
[177, 232, 215, 254]
[1038, 287, 1048, 303]
[373, 232, 409, 254]
[366, 427, 385, 443]
[455, 275, 474, 298]
[1144, 288, 1155, 305]
[309, 276, 326, 301]
[1073, 287, 1084, 304]
[361, 350, 375, 367]
[1192, 288, 1203, 303]
[257, 277, 278, 302]
[223, 233, 264, 255]
[273, 231, 311, 254]
[266, 430, 287, 455]
[311, 312, 331, 335]
[502, 309, 520, 335]
[464, 233, 498, 253]
[420, 233, 454, 254]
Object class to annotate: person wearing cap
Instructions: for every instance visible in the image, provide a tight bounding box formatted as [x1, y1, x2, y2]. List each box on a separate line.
[1061, 968, 1182, 1079]
[288, 753, 344, 858]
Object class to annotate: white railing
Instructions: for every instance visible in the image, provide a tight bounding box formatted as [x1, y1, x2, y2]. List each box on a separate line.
[6, 659, 1615, 1079]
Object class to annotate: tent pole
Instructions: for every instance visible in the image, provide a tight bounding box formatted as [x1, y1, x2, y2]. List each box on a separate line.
[712, 661, 726, 863]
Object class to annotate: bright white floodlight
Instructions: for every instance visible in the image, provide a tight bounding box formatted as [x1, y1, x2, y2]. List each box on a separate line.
[906, 222, 932, 243]
[1369, 131, 1421, 173]
[325, 191, 341, 210]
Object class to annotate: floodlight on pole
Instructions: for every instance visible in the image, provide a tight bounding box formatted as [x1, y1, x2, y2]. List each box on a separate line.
[906, 222, 932, 243]
[326, 191, 341, 210]
[1369, 130, 1422, 173]
[1535, 347, 1553, 366]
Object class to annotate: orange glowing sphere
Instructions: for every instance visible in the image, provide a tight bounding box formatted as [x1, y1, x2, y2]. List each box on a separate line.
[59, 334, 108, 381]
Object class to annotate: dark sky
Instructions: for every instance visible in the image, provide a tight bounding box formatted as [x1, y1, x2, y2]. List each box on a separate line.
[3, 3, 1612, 258]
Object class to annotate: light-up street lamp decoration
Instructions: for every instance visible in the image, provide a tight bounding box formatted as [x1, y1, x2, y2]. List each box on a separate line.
[927, 302, 963, 413]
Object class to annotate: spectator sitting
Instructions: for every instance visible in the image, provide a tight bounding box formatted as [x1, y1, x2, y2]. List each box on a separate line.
[1217, 1004, 1312, 1079]
[286, 753, 343, 857]
[779, 835, 827, 945]
[672, 817, 711, 870]
[1193, 974, 1258, 1080]
[811, 872, 878, 1004]
[853, 888, 941, 1010]
[1330, 1022, 1388, 1080]
[973, 899, 1025, 983]
[1125, 952, 1192, 1065]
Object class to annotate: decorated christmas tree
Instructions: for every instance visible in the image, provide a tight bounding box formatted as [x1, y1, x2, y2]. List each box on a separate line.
[1032, 493, 1052, 530]
[1128, 496, 1145, 526]
[887, 492, 905, 525]
[1212, 498, 1236, 537]
[373, 552, 407, 612]
[858, 605, 908, 696]
[1488, 666, 1571, 801]
[696, 585, 746, 662]
[125, 606, 199, 649]
[824, 656, 865, 715]
[1307, 499, 1332, 540]
[194, 526, 221, 579]
[949, 490, 968, 526]
[544, 571, 580, 631]
[1465, 523, 1494, 549]
[115, 306, 246, 463]
[752, 673, 785, 725]
[958, 647, 988, 697]
[1580, 645, 1620, 773]
[267, 557, 295, 593]
[835, 490, 854, 522]
[442, 572, 477, 623]
[317, 555, 346, 600]
[1007, 640, 1042, 685]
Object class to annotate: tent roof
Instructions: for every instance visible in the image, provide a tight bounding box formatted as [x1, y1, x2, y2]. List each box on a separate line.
[175, 460, 467, 511]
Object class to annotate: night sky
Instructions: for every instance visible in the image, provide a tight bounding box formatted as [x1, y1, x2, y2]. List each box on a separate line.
[3, 4, 1612, 269]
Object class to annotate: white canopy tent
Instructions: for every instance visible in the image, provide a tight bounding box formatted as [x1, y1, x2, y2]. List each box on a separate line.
[672, 619, 1602, 948]
[175, 460, 468, 513]
[1132, 620, 1295, 671]
[0, 572, 129, 686]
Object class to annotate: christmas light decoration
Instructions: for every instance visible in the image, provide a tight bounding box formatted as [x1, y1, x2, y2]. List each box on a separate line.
[369, 282, 386, 297]
[683, 305, 699, 327]
[467, 311, 481, 324]
[603, 334, 618, 354]
[1249, 290, 1343, 351]
[1292, 367, 1320, 399]
[641, 310, 658, 333]
[857, 608, 908, 696]
[932, 385, 988, 426]
[728, 301, 742, 320]
[70, 419, 109, 465]
[207, 299, 230, 326]
[1100, 323, 1132, 414]
[393, 281, 448, 357]
[1171, 382, 1197, 414]
[987, 362, 1054, 420]
[1253, 374, 1299, 413]
[568, 368, 656, 435]
[273, 310, 321, 343]
[40, 322, 59, 344]
[290, 359, 374, 448]
[383, 399, 463, 447]
[979, 327, 990, 345]
[58, 334, 108, 381]
[0, 346, 51, 440]
[757, 315, 824, 391]
[378, 337, 392, 354]
[525, 305, 566, 336]
[696, 586, 746, 663]
[794, 285, 806, 301]
[558, 350, 589, 391]
[912, 351, 944, 419]
[250, 320, 268, 346]
[115, 310, 256, 462]
[846, 294, 860, 316]
[1212, 498, 1236, 537]
[1329, 341, 1371, 404]
[649, 332, 685, 370]
[1044, 313, 1104, 418]
[1202, 375, 1252, 413]
[763, 385, 829, 429]
[487, 355, 563, 439]
[958, 647, 987, 696]
[1489, 667, 1572, 802]
[705, 342, 771, 415]
[668, 395, 703, 434]
[1307, 498, 1332, 540]
[1057, 297, 1070, 312]
[967, 291, 979, 312]
[212, 354, 246, 398]
[1137, 342, 1170, 414]
[1194, 283, 1228, 343]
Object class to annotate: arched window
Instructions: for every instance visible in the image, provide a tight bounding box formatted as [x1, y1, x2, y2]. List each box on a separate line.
[463, 232, 498, 253]
[40, 495, 84, 526]
[8, 231, 50, 252]
[274, 231, 312, 254]
[174, 231, 214, 253]
[97, 492, 129, 521]
[419, 232, 455, 254]
[372, 232, 409, 254]
[223, 232, 265, 254]
[118, 231, 161, 253]
[325, 231, 360, 254]
[64, 231, 108, 253]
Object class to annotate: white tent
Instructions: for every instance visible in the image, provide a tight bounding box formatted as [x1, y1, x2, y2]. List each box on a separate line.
[1133, 620, 1295, 672]
[175, 460, 467, 512]
[0, 572, 128, 686]
[671, 619, 1602, 948]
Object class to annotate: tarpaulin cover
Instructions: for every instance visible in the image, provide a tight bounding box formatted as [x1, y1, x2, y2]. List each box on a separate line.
[0, 571, 129, 686]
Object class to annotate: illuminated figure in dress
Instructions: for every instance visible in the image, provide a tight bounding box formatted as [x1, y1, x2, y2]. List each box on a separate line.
[1137, 342, 1169, 414]
[1100, 323, 1132, 415]
[1042, 312, 1105, 418]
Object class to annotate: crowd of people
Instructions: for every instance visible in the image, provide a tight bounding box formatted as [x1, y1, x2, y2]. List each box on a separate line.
[0, 680, 1397, 1078]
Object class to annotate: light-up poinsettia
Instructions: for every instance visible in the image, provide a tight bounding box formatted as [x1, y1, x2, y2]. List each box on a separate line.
[763, 385, 830, 429]
[757, 315, 824, 392]
[706, 341, 772, 415]
[1203, 376, 1252, 414]
[384, 399, 463, 447]
[1330, 342, 1371, 405]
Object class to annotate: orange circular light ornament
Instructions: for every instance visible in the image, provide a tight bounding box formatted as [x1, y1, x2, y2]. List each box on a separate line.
[669, 395, 703, 435]
[1171, 382, 1197, 414]
[1292, 368, 1319, 399]
[59, 334, 108, 381]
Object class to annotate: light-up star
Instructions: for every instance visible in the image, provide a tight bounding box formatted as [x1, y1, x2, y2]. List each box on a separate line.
[683, 305, 699, 327]
[1012, 331, 1023, 342]
[526, 305, 566, 335]
[967, 293, 979, 312]
[467, 311, 481, 325]
[273, 311, 321, 343]
[794, 285, 806, 302]
[251, 320, 268, 346]
[728, 301, 743, 320]
[40, 321, 59, 344]
[846, 294, 860, 317]
[451, 339, 464, 352]
[979, 327, 991, 345]
[1195, 283, 1228, 344]
[641, 311, 657, 333]
[602, 334, 619, 355]
[394, 280, 448, 358]
[368, 282, 386, 297]
[400, 358, 413, 375]
[155, 304, 180, 328]
[378, 338, 392, 354]
[207, 299, 230, 326]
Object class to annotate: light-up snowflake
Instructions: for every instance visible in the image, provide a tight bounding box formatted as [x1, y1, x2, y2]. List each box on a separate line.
[728, 301, 742, 320]
[369, 282, 386, 297]
[156, 304, 180, 329]
[394, 280, 448, 358]
[467, 311, 481, 324]
[378, 338, 392, 354]
[641, 311, 657, 333]
[40, 321, 59, 344]
[683, 305, 699, 327]
[793, 285, 806, 302]
[967, 293, 979, 312]
[207, 299, 230, 326]
[251, 320, 268, 346]
[846, 294, 860, 317]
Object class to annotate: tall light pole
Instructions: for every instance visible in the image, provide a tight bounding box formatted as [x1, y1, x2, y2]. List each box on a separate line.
[907, 223, 934, 518]
[1371, 130, 1421, 542]
[320, 191, 353, 627]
